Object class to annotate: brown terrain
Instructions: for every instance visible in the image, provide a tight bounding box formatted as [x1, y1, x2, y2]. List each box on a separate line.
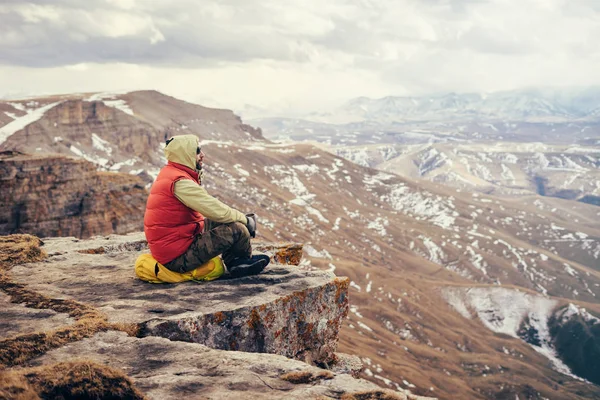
[0, 91, 599, 399]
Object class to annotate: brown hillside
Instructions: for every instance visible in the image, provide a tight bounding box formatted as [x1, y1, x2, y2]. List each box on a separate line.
[1, 91, 599, 399]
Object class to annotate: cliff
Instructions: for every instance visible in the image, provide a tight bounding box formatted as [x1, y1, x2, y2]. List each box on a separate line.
[0, 151, 148, 238]
[0, 92, 266, 173]
[0, 234, 434, 400]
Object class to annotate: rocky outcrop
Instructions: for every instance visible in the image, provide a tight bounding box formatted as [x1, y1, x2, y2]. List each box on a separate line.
[142, 273, 348, 364]
[548, 304, 600, 385]
[121, 90, 266, 141]
[0, 233, 435, 399]
[0, 100, 165, 165]
[28, 331, 423, 400]
[0, 151, 147, 238]
[0, 92, 267, 172]
[7, 233, 347, 365]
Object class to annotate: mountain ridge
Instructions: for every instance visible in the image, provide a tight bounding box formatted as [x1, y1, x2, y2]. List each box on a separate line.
[313, 88, 600, 124]
[1, 90, 599, 399]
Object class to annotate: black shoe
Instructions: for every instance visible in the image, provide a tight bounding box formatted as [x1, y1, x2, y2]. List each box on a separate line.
[228, 255, 270, 278]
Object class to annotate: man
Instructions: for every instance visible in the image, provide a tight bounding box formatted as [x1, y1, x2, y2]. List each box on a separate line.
[144, 134, 269, 278]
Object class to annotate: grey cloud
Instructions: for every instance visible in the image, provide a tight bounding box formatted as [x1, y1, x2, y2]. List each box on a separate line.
[313, 18, 384, 56]
[0, 0, 463, 68]
[0, 1, 318, 68]
[455, 26, 535, 55]
[562, 0, 600, 14]
[0, 0, 599, 76]
[419, 0, 489, 13]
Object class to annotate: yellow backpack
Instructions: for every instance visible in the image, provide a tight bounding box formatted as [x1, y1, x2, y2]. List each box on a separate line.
[135, 254, 224, 283]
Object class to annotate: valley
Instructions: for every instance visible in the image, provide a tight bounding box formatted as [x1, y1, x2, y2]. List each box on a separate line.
[1, 90, 599, 399]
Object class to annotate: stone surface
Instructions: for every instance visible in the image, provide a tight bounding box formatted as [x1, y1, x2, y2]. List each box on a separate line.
[254, 242, 303, 266]
[0, 151, 147, 238]
[28, 331, 424, 400]
[10, 233, 347, 364]
[69, 234, 304, 267]
[330, 353, 363, 378]
[0, 292, 74, 339]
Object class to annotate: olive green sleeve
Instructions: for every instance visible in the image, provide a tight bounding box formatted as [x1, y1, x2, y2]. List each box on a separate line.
[173, 179, 248, 225]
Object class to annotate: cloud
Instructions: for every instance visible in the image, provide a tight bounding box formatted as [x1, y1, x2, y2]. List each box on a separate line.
[4, 0, 597, 68]
[0, 0, 599, 112]
[0, 0, 339, 67]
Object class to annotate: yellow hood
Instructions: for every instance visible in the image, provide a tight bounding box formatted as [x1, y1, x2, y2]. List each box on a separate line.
[164, 134, 198, 171]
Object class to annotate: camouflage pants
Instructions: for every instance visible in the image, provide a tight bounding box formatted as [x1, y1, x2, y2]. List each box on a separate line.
[164, 219, 251, 273]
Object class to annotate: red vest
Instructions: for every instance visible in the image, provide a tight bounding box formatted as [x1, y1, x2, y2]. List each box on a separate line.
[144, 162, 205, 264]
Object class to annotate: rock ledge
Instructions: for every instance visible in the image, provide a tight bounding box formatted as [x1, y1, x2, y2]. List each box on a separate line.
[9, 233, 347, 364]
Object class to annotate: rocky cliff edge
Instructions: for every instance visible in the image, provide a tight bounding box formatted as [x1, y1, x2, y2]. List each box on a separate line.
[0, 151, 148, 238]
[0, 234, 434, 400]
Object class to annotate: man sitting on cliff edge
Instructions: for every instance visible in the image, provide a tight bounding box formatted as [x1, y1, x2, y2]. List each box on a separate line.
[144, 134, 269, 278]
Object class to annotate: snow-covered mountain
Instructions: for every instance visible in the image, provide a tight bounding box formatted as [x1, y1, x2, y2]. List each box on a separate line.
[329, 88, 600, 123]
[332, 142, 600, 204]
[251, 88, 600, 205]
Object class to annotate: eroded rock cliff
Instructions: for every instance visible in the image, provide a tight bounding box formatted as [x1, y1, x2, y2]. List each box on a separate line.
[0, 151, 147, 238]
[0, 92, 266, 172]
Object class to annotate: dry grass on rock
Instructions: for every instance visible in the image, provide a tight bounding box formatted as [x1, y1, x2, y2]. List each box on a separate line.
[280, 370, 334, 384]
[341, 390, 407, 400]
[1, 361, 146, 400]
[0, 235, 139, 367]
[0, 370, 39, 400]
[0, 235, 47, 271]
[0, 293, 139, 368]
[1, 319, 104, 368]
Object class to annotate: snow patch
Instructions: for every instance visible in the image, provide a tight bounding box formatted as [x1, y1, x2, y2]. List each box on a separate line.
[381, 184, 459, 230]
[367, 216, 389, 236]
[0, 101, 61, 145]
[293, 164, 320, 175]
[87, 93, 134, 115]
[332, 217, 341, 231]
[350, 281, 362, 292]
[419, 235, 445, 264]
[234, 164, 250, 177]
[556, 303, 599, 325]
[69, 145, 109, 167]
[442, 287, 582, 379]
[91, 133, 112, 155]
[304, 245, 333, 260]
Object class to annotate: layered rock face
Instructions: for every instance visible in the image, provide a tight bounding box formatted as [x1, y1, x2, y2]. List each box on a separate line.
[548, 305, 600, 385]
[0, 151, 147, 238]
[121, 90, 265, 141]
[2, 100, 166, 167]
[0, 233, 434, 399]
[0, 92, 267, 173]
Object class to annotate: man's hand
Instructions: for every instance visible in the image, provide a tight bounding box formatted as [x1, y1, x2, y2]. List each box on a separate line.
[246, 213, 257, 238]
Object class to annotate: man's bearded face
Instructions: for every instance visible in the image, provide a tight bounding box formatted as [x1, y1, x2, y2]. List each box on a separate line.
[196, 146, 204, 171]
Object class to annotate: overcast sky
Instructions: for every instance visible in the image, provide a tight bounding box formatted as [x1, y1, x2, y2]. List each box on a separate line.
[0, 0, 599, 114]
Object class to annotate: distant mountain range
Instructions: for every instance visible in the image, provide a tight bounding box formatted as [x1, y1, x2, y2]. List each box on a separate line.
[239, 88, 600, 123]
[322, 89, 600, 123]
[250, 88, 600, 206]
